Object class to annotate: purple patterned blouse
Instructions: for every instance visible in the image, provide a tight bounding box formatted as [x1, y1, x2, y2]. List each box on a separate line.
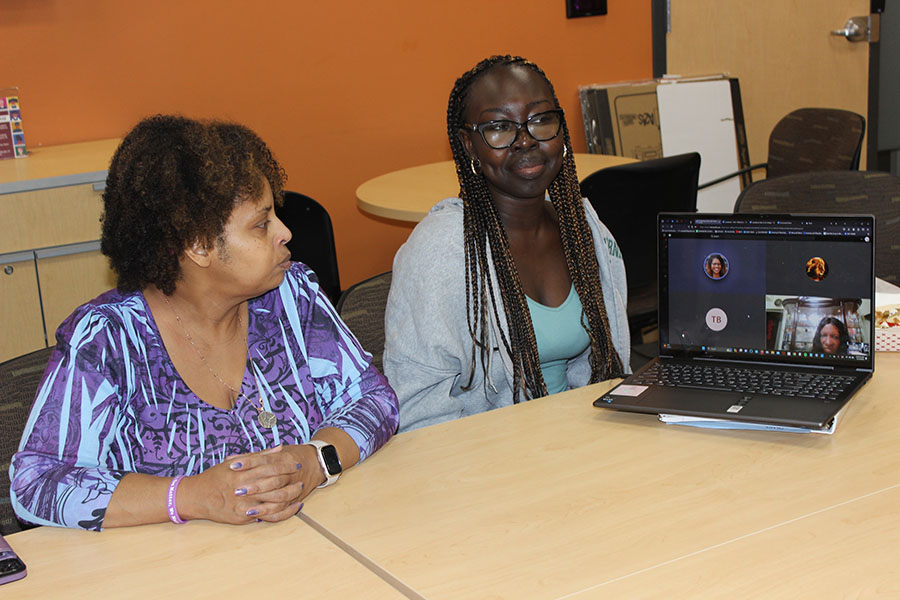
[10, 263, 398, 530]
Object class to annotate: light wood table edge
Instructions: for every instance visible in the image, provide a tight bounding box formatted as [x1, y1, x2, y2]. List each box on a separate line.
[355, 187, 436, 222]
[6, 516, 409, 599]
[577, 481, 900, 598]
[355, 154, 636, 223]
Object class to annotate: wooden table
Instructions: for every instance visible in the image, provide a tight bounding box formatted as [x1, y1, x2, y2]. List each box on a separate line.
[355, 154, 636, 222]
[301, 352, 900, 599]
[594, 486, 900, 598]
[6, 353, 897, 598]
[7, 517, 406, 599]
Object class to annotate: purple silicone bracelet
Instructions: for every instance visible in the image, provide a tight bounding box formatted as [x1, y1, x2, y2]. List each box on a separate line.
[167, 475, 187, 524]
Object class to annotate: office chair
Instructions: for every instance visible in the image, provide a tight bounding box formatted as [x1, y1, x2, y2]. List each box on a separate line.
[580, 153, 700, 370]
[276, 191, 342, 304]
[735, 170, 900, 284]
[336, 271, 392, 373]
[699, 108, 865, 190]
[0, 345, 54, 536]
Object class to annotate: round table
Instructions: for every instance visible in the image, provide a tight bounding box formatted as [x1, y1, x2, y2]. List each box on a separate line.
[355, 153, 636, 222]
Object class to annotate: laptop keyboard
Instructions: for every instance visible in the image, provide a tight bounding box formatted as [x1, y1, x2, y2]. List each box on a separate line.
[631, 362, 856, 401]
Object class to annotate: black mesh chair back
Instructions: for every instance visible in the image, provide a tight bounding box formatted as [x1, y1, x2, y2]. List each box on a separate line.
[0, 346, 53, 535]
[276, 191, 342, 304]
[336, 272, 392, 373]
[580, 152, 701, 327]
[735, 170, 900, 284]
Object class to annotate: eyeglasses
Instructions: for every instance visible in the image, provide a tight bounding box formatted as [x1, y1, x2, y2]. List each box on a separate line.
[463, 109, 564, 150]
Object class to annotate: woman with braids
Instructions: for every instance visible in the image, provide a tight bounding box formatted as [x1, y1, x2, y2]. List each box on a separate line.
[384, 56, 630, 432]
[11, 115, 398, 530]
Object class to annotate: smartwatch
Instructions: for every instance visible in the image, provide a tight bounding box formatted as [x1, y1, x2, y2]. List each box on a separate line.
[307, 440, 342, 487]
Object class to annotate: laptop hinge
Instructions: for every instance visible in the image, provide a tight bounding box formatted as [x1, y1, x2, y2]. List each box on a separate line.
[693, 356, 837, 370]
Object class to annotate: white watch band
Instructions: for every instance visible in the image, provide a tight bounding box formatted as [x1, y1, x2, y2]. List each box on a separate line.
[307, 440, 341, 488]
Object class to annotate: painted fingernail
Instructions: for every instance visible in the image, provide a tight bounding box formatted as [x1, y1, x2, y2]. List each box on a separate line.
[230, 461, 243, 470]
[298, 503, 304, 511]
[234, 488, 248, 496]
[256, 518, 262, 523]
[246, 509, 259, 517]
[296, 463, 302, 470]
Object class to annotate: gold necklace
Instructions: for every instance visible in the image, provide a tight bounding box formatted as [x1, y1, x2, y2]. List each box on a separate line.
[163, 296, 277, 428]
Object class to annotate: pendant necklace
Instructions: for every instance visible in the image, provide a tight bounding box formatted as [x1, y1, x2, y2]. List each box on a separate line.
[164, 296, 277, 428]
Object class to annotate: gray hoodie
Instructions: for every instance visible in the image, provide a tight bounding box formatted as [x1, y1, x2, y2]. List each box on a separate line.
[384, 197, 631, 432]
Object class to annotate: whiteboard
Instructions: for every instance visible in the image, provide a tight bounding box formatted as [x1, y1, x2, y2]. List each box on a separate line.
[657, 80, 742, 213]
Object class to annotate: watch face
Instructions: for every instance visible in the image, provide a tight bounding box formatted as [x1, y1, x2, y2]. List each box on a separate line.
[320, 444, 342, 476]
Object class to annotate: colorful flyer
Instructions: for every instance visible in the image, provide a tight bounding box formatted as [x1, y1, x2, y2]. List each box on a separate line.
[0, 87, 26, 160]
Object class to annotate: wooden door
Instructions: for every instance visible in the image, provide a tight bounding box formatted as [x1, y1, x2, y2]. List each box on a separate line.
[666, 1, 871, 174]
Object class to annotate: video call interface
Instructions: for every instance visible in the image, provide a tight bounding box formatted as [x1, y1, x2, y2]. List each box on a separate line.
[659, 215, 874, 366]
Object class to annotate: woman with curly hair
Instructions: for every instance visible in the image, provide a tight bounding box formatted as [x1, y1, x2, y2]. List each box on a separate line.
[384, 56, 630, 432]
[11, 115, 398, 530]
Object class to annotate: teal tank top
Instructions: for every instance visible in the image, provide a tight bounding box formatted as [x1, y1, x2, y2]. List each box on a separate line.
[525, 284, 591, 395]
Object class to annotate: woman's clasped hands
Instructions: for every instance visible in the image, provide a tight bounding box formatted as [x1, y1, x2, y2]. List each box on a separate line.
[180, 444, 323, 524]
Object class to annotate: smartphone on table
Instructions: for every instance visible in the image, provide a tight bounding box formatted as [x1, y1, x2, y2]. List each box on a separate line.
[0, 534, 26, 584]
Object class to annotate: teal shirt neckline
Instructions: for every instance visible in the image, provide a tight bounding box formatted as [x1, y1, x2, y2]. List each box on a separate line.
[525, 284, 591, 395]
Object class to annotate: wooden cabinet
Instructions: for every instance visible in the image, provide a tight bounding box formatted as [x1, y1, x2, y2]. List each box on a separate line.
[37, 246, 117, 346]
[0, 139, 120, 362]
[0, 254, 45, 360]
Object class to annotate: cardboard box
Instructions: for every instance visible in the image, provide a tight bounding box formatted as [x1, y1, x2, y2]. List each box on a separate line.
[580, 81, 661, 159]
[579, 76, 749, 171]
[579, 75, 752, 212]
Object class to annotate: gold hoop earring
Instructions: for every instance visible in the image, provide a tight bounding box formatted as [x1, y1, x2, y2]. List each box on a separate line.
[562, 146, 568, 158]
[470, 157, 482, 176]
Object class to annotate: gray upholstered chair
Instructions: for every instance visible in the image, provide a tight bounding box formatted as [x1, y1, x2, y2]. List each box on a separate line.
[0, 345, 53, 535]
[700, 108, 865, 190]
[336, 272, 392, 373]
[735, 170, 900, 284]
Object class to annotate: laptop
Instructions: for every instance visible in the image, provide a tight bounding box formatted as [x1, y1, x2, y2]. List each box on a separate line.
[594, 213, 875, 430]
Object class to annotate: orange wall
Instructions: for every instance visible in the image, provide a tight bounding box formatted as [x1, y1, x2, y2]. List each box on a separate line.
[2, 1, 652, 287]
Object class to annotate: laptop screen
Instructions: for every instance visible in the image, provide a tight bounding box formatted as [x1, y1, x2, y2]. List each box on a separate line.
[658, 213, 875, 370]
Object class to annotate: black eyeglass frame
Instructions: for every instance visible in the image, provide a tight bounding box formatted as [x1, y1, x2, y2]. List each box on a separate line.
[462, 109, 565, 150]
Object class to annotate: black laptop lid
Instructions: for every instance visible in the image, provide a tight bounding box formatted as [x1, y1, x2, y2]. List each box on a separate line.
[657, 214, 875, 372]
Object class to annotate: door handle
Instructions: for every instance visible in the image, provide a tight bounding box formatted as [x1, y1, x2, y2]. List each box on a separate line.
[831, 16, 870, 42]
